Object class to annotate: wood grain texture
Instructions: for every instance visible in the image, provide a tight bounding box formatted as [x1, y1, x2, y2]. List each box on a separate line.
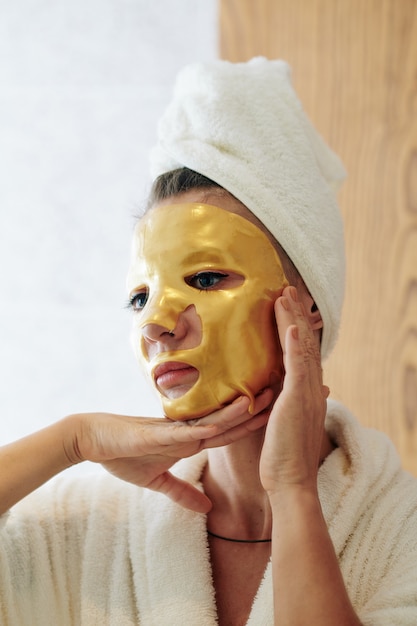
[219, 0, 417, 474]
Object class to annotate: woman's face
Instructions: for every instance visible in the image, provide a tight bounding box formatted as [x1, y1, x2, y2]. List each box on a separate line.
[126, 191, 288, 420]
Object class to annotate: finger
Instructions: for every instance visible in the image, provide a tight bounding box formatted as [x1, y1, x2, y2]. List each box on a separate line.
[203, 411, 269, 448]
[192, 388, 272, 431]
[115, 390, 273, 455]
[131, 396, 255, 451]
[291, 302, 324, 393]
[275, 295, 293, 357]
[275, 288, 305, 369]
[276, 288, 323, 391]
[281, 324, 306, 392]
[185, 395, 251, 427]
[283, 324, 327, 413]
[251, 387, 275, 414]
[196, 389, 273, 447]
[147, 471, 212, 513]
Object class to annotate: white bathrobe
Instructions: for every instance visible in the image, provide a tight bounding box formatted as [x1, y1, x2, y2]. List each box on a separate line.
[1, 400, 417, 625]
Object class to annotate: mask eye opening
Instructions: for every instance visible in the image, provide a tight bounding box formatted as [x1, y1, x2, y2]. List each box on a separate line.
[185, 271, 229, 291]
[127, 287, 149, 311]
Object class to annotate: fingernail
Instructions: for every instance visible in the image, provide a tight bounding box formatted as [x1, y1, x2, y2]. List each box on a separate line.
[290, 287, 298, 302]
[280, 297, 290, 311]
[291, 326, 299, 340]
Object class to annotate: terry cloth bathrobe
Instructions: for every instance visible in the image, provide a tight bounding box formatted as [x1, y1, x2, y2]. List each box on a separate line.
[1, 400, 417, 625]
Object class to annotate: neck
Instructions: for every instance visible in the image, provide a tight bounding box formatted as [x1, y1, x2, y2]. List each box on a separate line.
[203, 425, 336, 541]
[204, 429, 273, 541]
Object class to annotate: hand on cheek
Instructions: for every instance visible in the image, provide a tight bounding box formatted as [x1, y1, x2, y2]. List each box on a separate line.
[260, 286, 329, 496]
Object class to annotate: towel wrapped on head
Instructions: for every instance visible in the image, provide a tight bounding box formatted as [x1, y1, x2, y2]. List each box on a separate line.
[150, 57, 346, 359]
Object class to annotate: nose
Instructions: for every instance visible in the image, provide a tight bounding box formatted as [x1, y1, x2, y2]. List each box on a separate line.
[139, 289, 189, 340]
[141, 320, 180, 343]
[140, 304, 201, 361]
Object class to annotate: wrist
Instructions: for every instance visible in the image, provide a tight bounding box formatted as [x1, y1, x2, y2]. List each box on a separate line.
[267, 483, 321, 513]
[59, 414, 86, 466]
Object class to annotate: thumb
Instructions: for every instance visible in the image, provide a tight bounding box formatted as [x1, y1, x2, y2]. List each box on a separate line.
[147, 471, 212, 513]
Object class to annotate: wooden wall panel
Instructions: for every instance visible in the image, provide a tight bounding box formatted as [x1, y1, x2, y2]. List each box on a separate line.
[219, 0, 417, 474]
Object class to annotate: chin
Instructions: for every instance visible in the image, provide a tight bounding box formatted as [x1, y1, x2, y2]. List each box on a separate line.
[161, 394, 226, 421]
[163, 403, 220, 421]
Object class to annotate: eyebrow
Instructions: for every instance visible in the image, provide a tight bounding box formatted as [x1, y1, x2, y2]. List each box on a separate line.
[181, 249, 226, 265]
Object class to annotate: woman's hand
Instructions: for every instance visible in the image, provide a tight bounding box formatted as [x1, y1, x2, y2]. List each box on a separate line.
[260, 285, 329, 497]
[260, 293, 361, 625]
[0, 390, 272, 517]
[66, 389, 272, 513]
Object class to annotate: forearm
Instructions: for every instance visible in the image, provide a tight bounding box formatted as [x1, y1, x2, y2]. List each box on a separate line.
[270, 487, 362, 626]
[0, 396, 269, 516]
[0, 416, 77, 515]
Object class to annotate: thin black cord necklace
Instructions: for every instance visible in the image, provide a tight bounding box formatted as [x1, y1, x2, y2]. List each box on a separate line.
[207, 529, 272, 543]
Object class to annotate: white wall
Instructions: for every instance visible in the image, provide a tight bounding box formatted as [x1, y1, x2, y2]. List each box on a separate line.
[0, 0, 217, 473]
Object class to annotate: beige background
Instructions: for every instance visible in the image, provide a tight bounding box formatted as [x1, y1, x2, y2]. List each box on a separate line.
[219, 0, 417, 474]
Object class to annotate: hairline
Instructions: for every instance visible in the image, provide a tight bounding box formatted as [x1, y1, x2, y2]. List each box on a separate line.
[146, 170, 302, 287]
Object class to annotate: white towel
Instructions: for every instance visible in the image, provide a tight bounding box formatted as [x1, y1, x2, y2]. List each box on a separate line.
[2, 402, 417, 623]
[150, 57, 346, 358]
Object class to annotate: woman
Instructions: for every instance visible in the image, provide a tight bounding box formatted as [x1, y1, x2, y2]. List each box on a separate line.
[1, 58, 417, 626]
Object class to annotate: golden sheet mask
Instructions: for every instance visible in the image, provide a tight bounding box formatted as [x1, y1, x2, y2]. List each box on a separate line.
[127, 203, 288, 420]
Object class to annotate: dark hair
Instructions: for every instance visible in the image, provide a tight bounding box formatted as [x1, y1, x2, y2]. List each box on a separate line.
[147, 168, 223, 210]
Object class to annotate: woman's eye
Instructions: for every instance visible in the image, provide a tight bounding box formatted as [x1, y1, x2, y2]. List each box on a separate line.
[128, 290, 148, 311]
[186, 272, 228, 290]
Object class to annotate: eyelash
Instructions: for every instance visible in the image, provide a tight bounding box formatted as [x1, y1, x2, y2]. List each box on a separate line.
[126, 291, 148, 312]
[186, 271, 229, 291]
[126, 272, 229, 312]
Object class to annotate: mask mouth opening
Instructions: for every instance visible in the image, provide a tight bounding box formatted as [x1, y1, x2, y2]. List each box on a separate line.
[152, 360, 200, 399]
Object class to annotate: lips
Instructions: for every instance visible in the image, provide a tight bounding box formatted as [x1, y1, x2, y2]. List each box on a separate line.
[153, 361, 199, 392]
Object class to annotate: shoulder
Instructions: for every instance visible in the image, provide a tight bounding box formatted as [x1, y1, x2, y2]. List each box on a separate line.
[325, 399, 406, 480]
[321, 399, 417, 549]
[322, 401, 417, 620]
[323, 399, 417, 564]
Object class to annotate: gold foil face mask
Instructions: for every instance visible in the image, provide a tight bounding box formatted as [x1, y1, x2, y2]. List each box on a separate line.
[127, 203, 288, 420]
